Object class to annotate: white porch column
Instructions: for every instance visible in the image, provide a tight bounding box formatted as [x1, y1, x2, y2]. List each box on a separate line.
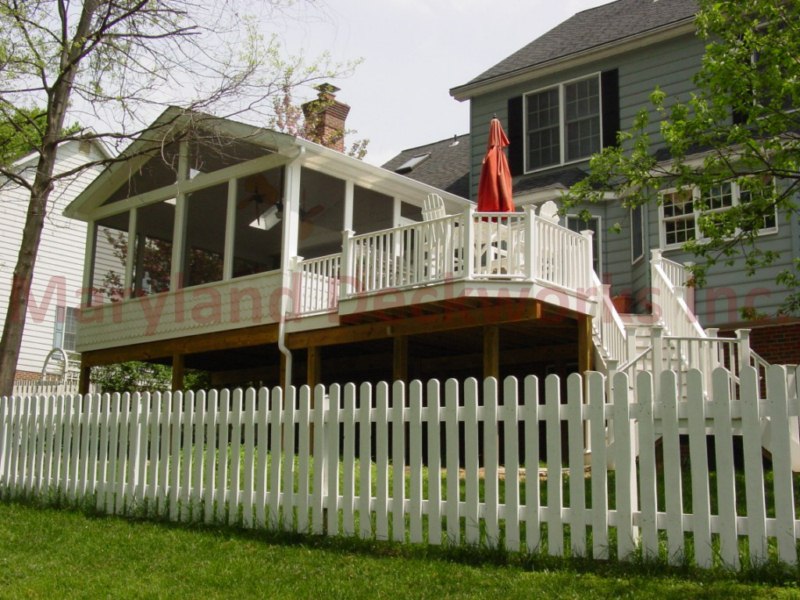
[170, 140, 190, 290]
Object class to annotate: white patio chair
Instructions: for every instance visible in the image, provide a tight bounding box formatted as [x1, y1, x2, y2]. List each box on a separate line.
[422, 193, 447, 221]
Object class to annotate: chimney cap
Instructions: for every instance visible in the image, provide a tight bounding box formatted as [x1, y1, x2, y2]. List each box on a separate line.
[314, 83, 340, 96]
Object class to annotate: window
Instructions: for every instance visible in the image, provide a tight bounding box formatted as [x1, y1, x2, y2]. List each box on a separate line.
[566, 214, 601, 275]
[631, 204, 644, 264]
[660, 178, 777, 249]
[525, 74, 601, 171]
[53, 306, 78, 352]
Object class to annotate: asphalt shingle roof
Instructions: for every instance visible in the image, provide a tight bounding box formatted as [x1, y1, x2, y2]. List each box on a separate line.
[461, 0, 698, 90]
[382, 134, 471, 199]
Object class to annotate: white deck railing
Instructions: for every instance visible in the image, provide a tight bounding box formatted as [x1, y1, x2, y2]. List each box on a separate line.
[651, 250, 705, 340]
[295, 254, 340, 314]
[323, 206, 593, 306]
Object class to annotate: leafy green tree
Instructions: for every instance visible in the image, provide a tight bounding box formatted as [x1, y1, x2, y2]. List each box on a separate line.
[565, 0, 800, 314]
[0, 0, 352, 395]
[91, 361, 210, 394]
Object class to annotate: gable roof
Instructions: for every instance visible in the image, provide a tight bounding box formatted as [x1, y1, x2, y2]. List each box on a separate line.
[451, 0, 698, 100]
[381, 134, 471, 199]
[66, 108, 472, 220]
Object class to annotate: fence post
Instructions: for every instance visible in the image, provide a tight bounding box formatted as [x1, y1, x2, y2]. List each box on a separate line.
[580, 229, 594, 293]
[736, 329, 752, 375]
[651, 325, 663, 400]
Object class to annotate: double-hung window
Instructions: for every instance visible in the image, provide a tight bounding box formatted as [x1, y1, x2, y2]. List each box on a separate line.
[660, 177, 777, 249]
[53, 306, 78, 352]
[525, 74, 601, 171]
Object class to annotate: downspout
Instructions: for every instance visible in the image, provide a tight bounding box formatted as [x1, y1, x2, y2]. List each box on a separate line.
[278, 146, 306, 389]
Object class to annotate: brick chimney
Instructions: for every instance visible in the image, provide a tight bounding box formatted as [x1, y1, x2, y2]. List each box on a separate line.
[302, 83, 351, 152]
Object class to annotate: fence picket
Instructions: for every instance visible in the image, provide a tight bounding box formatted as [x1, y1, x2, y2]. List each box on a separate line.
[464, 379, 480, 546]
[767, 365, 797, 565]
[503, 377, 520, 553]
[686, 370, 712, 568]
[659, 370, 684, 565]
[545, 374, 563, 556]
[283, 386, 297, 533]
[341, 384, 356, 537]
[523, 375, 541, 553]
[216, 389, 230, 522]
[310, 385, 323, 534]
[612, 372, 635, 560]
[326, 385, 340, 536]
[587, 372, 608, 560]
[229, 389, 242, 526]
[270, 386, 284, 530]
[127, 393, 143, 513]
[567, 373, 586, 557]
[375, 383, 389, 540]
[408, 381, 423, 544]
[157, 392, 171, 517]
[115, 394, 131, 515]
[295, 386, 311, 533]
[242, 388, 256, 529]
[484, 378, 500, 548]
[426, 380, 442, 545]
[42, 396, 57, 496]
[69, 395, 83, 502]
[445, 378, 460, 545]
[711, 368, 739, 569]
[191, 391, 205, 523]
[105, 393, 120, 513]
[741, 366, 768, 564]
[391, 381, 406, 543]
[18, 397, 32, 496]
[255, 388, 269, 529]
[636, 372, 658, 560]
[203, 390, 217, 524]
[168, 390, 182, 521]
[181, 392, 195, 523]
[359, 382, 372, 539]
[147, 392, 161, 516]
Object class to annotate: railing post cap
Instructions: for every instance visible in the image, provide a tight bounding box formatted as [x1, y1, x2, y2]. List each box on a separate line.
[651, 249, 662, 261]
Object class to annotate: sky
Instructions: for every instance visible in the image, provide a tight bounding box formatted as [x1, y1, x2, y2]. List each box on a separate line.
[272, 0, 611, 166]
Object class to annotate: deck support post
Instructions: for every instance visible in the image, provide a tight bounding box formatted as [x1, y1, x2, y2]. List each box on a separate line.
[483, 325, 500, 381]
[578, 314, 594, 374]
[78, 360, 91, 395]
[393, 335, 409, 383]
[171, 353, 185, 391]
[307, 346, 322, 388]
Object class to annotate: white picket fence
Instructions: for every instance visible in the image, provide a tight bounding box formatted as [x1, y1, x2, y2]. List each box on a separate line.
[1, 366, 799, 568]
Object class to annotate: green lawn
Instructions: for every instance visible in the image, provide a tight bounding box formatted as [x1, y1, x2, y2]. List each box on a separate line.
[0, 501, 798, 599]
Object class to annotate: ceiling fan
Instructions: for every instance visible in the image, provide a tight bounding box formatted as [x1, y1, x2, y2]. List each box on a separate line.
[239, 173, 282, 231]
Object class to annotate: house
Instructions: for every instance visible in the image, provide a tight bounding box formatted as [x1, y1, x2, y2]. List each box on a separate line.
[65, 94, 608, 392]
[1, 139, 109, 387]
[449, 0, 800, 366]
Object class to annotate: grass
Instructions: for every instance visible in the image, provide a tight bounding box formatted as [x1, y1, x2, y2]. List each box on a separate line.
[1, 499, 799, 599]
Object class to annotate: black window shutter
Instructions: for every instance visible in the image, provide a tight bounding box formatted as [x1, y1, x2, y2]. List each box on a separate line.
[507, 96, 524, 175]
[601, 69, 620, 148]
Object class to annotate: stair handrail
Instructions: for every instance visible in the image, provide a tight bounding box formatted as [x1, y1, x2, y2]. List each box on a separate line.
[589, 271, 628, 367]
[650, 249, 706, 339]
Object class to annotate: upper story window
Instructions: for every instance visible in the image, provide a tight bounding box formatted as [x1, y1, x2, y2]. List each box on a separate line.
[525, 74, 601, 171]
[660, 177, 778, 249]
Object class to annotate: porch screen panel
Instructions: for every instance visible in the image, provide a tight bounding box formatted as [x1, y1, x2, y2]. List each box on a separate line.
[185, 182, 226, 286]
[233, 167, 284, 276]
[297, 168, 346, 260]
[91, 212, 129, 305]
[133, 200, 175, 296]
[353, 186, 394, 234]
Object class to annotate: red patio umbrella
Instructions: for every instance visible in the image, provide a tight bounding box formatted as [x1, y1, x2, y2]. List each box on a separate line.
[477, 117, 515, 213]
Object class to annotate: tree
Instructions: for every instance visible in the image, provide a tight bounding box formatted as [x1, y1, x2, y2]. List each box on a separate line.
[0, 0, 352, 395]
[565, 0, 800, 314]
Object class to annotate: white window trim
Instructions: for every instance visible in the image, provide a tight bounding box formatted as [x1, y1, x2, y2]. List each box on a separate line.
[630, 204, 645, 266]
[565, 213, 602, 276]
[659, 179, 778, 250]
[523, 72, 604, 174]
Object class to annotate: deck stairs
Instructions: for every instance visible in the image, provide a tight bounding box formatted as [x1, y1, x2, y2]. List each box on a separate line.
[591, 251, 800, 470]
